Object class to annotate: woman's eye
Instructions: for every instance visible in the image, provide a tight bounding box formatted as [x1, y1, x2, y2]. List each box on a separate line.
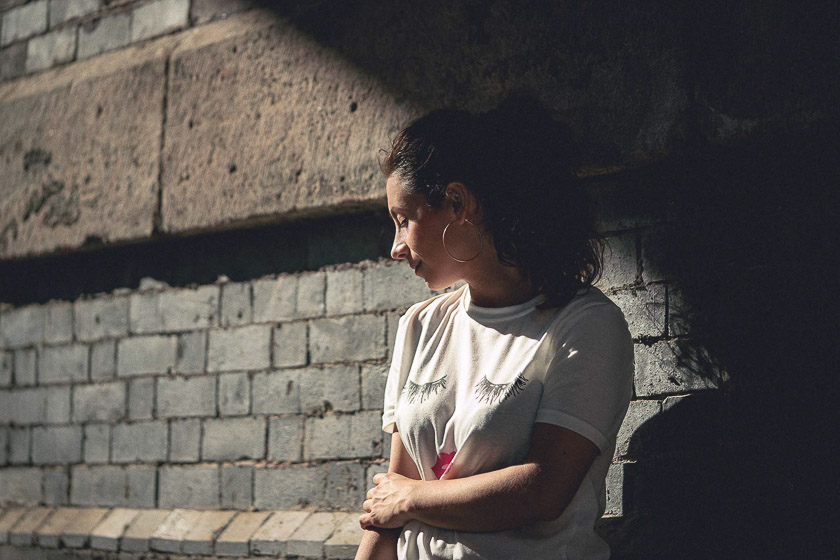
[398, 218, 408, 229]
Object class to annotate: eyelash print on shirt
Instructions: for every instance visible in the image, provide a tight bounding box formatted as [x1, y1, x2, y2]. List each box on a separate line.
[474, 374, 529, 404]
[403, 376, 447, 403]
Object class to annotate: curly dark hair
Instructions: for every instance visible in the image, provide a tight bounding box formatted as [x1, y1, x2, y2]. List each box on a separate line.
[381, 95, 604, 308]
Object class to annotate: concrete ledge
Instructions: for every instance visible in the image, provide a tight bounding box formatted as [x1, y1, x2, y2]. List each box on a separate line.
[0, 505, 363, 558]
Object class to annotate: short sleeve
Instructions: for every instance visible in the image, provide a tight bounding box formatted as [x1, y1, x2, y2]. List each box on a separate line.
[381, 308, 420, 433]
[535, 302, 634, 453]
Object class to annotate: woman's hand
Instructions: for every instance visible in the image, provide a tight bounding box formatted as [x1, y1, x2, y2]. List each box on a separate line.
[360, 472, 420, 529]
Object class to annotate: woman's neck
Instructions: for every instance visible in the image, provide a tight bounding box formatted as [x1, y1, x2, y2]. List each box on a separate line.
[464, 258, 537, 308]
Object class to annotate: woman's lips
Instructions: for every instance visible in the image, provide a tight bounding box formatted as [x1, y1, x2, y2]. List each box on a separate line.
[413, 262, 422, 275]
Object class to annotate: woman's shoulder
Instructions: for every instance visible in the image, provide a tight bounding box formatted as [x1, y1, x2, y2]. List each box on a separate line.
[399, 284, 467, 328]
[546, 286, 629, 338]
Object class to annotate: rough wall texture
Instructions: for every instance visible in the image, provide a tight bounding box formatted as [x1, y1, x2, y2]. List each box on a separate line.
[1, 1, 837, 559]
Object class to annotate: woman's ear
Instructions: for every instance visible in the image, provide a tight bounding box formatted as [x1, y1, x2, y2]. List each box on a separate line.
[445, 182, 472, 224]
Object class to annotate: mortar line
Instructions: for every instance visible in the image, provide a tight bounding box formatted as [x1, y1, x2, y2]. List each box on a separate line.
[153, 55, 170, 234]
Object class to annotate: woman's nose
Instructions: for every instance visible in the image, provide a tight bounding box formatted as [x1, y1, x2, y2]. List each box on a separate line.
[391, 236, 409, 260]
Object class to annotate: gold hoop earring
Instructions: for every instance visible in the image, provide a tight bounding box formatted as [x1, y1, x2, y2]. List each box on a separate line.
[442, 219, 483, 263]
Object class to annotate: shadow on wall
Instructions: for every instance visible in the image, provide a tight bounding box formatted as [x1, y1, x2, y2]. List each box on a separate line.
[599, 126, 839, 560]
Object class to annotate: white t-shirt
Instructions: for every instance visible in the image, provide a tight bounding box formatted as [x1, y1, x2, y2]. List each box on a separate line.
[382, 284, 634, 560]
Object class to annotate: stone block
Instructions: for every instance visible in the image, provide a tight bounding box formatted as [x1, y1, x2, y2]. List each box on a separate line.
[0, 41, 27, 80]
[74, 297, 129, 342]
[254, 464, 325, 509]
[249, 510, 310, 557]
[596, 234, 639, 291]
[208, 324, 271, 373]
[83, 424, 109, 464]
[42, 469, 69, 505]
[72, 381, 125, 422]
[5, 388, 46, 425]
[132, 0, 189, 43]
[272, 322, 307, 368]
[25, 26, 76, 73]
[150, 508, 202, 553]
[267, 416, 304, 462]
[117, 335, 177, 377]
[221, 465, 252, 509]
[77, 13, 129, 58]
[33, 508, 76, 548]
[163, 285, 219, 332]
[176, 330, 207, 373]
[365, 463, 388, 488]
[286, 511, 344, 558]
[161, 11, 409, 235]
[159, 466, 219, 508]
[605, 462, 625, 516]
[13, 348, 37, 386]
[309, 314, 386, 364]
[43, 302, 73, 344]
[610, 285, 667, 339]
[0, 351, 11, 386]
[0, 506, 29, 542]
[126, 466, 157, 507]
[215, 510, 272, 557]
[8, 506, 53, 546]
[122, 508, 171, 552]
[325, 268, 363, 316]
[39, 344, 87, 384]
[252, 369, 300, 414]
[128, 292, 161, 333]
[306, 411, 381, 460]
[363, 263, 434, 311]
[60, 507, 107, 547]
[112, 421, 168, 463]
[361, 364, 388, 410]
[219, 372, 249, 415]
[128, 377, 155, 420]
[350, 410, 384, 458]
[325, 462, 366, 509]
[634, 341, 719, 397]
[325, 512, 363, 559]
[1, 0, 47, 47]
[667, 284, 691, 337]
[169, 418, 200, 462]
[297, 271, 326, 318]
[182, 510, 236, 555]
[640, 226, 669, 284]
[44, 385, 73, 424]
[190, 0, 251, 26]
[220, 282, 251, 327]
[90, 340, 116, 380]
[157, 375, 215, 418]
[614, 399, 661, 460]
[49, 0, 99, 27]
[0, 468, 41, 503]
[70, 466, 125, 506]
[323, 364, 361, 412]
[202, 416, 265, 461]
[9, 427, 30, 463]
[0, 305, 44, 348]
[89, 507, 140, 551]
[253, 276, 296, 323]
[32, 425, 82, 465]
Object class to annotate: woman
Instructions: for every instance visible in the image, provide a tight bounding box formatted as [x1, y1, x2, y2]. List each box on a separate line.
[356, 97, 634, 560]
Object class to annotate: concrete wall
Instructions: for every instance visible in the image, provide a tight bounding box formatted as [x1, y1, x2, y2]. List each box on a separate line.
[1, 1, 837, 558]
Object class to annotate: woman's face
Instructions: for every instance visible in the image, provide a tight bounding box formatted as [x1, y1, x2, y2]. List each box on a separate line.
[386, 174, 462, 290]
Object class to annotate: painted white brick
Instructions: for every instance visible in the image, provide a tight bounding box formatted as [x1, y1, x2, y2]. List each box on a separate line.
[1, 0, 48, 47]
[221, 282, 252, 327]
[160, 286, 218, 332]
[219, 372, 249, 416]
[207, 325, 270, 372]
[25, 25, 76, 72]
[90, 340, 117, 380]
[131, 0, 189, 42]
[117, 335, 177, 377]
[40, 344, 87, 384]
[296, 271, 325, 318]
[0, 305, 45, 348]
[44, 302, 73, 344]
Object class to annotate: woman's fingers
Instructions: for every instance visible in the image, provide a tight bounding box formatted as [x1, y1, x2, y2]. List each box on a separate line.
[366, 487, 375, 499]
[363, 499, 372, 513]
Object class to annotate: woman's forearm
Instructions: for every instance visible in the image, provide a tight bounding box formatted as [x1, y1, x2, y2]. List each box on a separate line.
[354, 527, 400, 560]
[407, 462, 554, 532]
